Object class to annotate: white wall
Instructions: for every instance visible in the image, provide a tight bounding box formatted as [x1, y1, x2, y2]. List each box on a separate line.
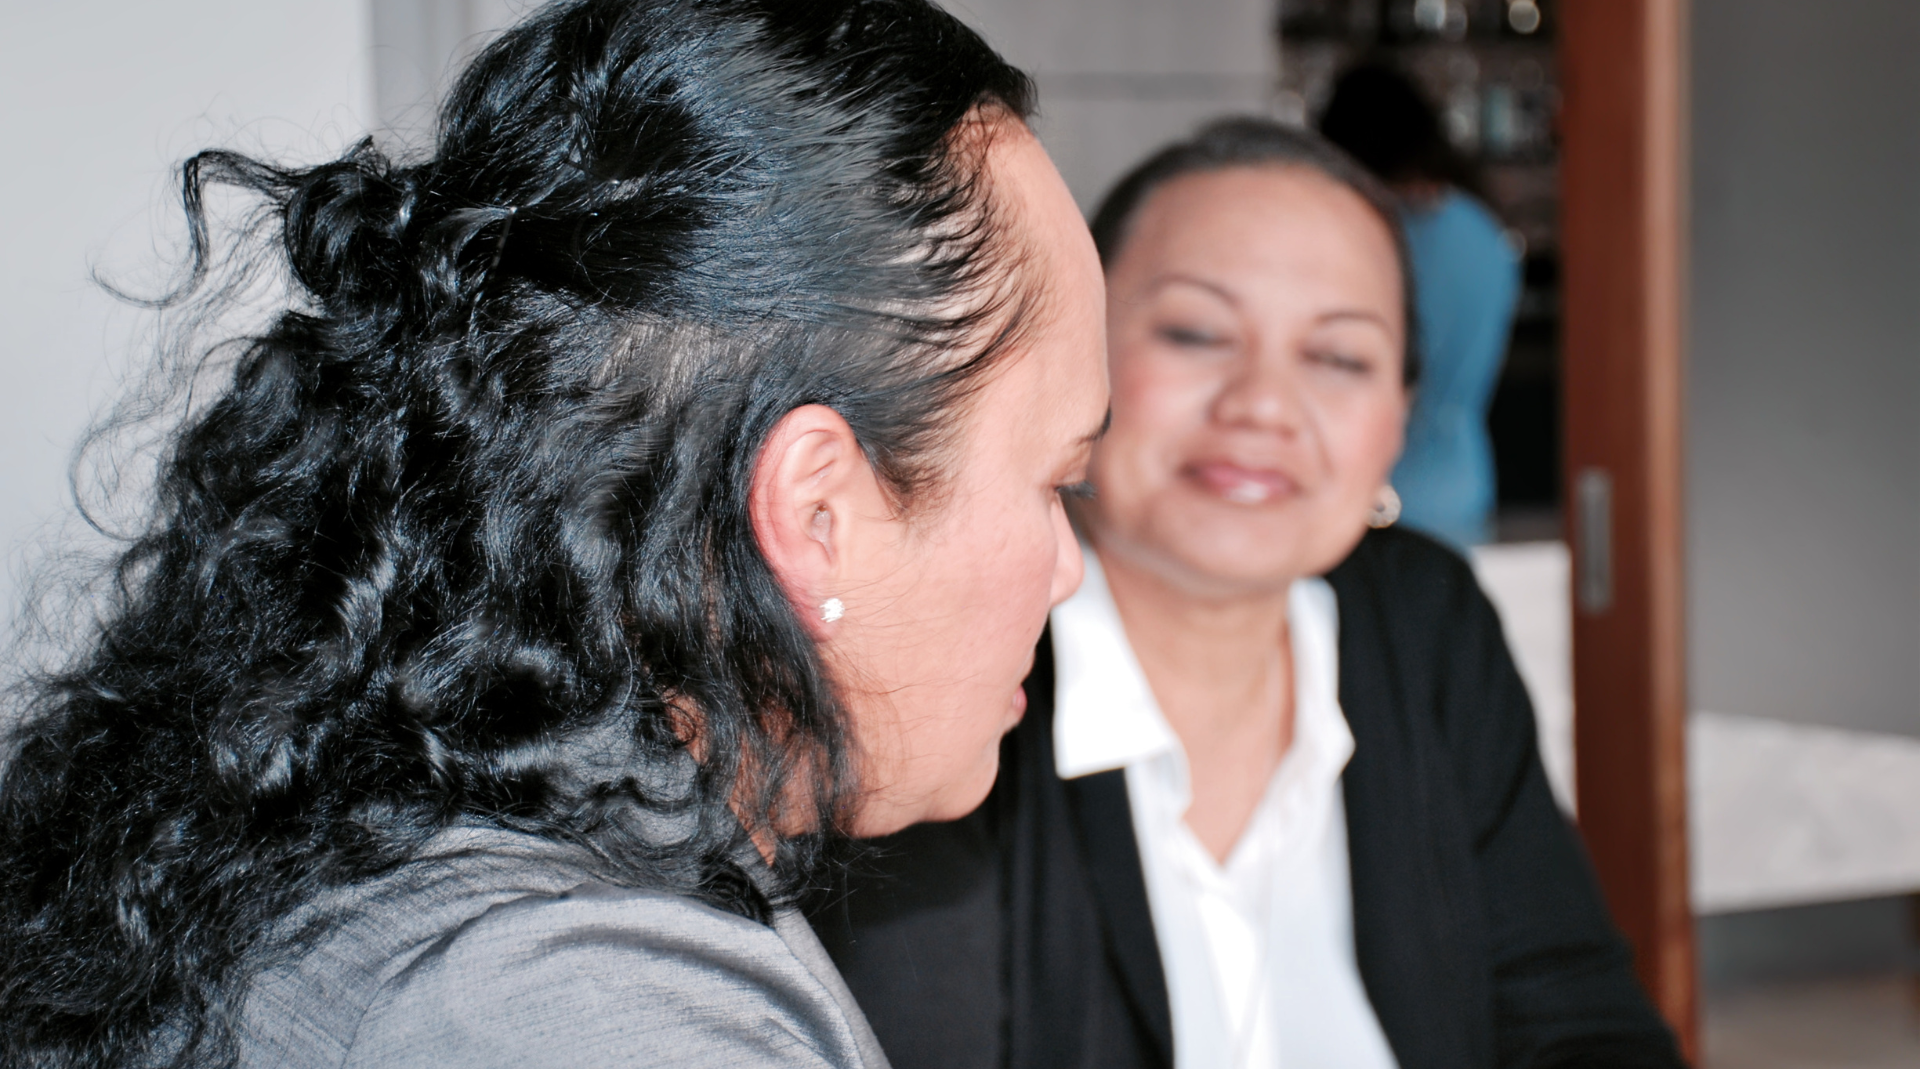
[370, 0, 529, 149]
[1688, 0, 1920, 740]
[945, 0, 1277, 210]
[0, 2, 374, 626]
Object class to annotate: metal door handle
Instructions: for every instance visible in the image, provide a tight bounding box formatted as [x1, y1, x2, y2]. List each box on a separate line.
[1577, 467, 1613, 614]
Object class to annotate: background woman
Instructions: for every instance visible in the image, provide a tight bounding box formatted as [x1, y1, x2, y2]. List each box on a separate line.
[0, 1, 1106, 1065]
[810, 120, 1680, 1069]
[1320, 62, 1522, 550]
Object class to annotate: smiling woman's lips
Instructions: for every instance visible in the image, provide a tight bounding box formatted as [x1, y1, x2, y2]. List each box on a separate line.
[1186, 460, 1298, 505]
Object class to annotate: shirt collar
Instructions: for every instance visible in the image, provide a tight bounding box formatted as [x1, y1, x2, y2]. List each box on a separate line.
[1050, 550, 1181, 780]
[1050, 549, 1354, 786]
[1286, 577, 1354, 783]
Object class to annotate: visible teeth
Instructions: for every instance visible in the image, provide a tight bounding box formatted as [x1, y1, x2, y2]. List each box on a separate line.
[1225, 480, 1268, 504]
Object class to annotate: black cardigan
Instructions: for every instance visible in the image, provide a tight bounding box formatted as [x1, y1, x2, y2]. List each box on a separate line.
[806, 528, 1685, 1069]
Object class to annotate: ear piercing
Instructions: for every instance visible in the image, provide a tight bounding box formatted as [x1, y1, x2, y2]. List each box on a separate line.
[1368, 484, 1402, 529]
[819, 597, 845, 623]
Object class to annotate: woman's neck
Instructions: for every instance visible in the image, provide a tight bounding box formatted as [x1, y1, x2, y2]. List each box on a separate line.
[1095, 543, 1298, 862]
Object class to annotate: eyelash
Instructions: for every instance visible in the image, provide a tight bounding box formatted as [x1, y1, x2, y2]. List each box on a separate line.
[1159, 326, 1227, 348]
[1309, 350, 1371, 374]
[1056, 480, 1096, 501]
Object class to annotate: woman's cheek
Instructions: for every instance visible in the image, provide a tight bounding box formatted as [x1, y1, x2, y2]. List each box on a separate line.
[1315, 387, 1396, 468]
[1356, 395, 1409, 479]
[970, 494, 1053, 639]
[1017, 498, 1061, 615]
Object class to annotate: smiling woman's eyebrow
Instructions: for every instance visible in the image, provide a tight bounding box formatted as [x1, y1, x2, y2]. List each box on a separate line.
[1143, 272, 1239, 308]
[1317, 308, 1396, 332]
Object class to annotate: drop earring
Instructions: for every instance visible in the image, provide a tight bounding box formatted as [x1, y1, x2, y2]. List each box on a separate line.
[819, 597, 845, 623]
[1368, 484, 1402, 529]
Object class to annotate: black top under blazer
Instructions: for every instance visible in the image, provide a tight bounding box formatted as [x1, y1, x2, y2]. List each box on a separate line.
[806, 528, 1685, 1069]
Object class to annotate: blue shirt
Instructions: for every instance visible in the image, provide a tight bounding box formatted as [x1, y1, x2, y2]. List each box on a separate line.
[1392, 191, 1521, 549]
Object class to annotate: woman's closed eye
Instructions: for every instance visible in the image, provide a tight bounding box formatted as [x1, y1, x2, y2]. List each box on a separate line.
[1305, 347, 1375, 375]
[1156, 323, 1232, 349]
[1056, 480, 1096, 502]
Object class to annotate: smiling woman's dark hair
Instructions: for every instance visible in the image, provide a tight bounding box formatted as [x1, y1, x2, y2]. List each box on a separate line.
[1088, 117, 1419, 386]
[0, 0, 1034, 1064]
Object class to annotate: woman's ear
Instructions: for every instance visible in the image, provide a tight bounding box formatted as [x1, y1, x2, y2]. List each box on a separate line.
[749, 404, 875, 631]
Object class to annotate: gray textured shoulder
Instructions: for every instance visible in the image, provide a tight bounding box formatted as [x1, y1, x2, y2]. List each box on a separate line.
[343, 884, 863, 1069]
[239, 827, 876, 1069]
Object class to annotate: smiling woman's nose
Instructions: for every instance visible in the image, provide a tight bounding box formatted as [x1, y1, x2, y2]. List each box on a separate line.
[1211, 352, 1302, 433]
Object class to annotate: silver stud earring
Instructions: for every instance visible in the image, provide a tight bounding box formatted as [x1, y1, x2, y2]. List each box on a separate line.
[1368, 484, 1402, 529]
[819, 597, 845, 623]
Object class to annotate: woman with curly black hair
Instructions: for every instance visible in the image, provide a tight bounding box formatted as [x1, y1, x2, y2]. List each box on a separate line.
[0, 1, 1108, 1066]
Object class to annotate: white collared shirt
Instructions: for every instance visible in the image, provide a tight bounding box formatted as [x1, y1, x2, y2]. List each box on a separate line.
[1051, 553, 1400, 1069]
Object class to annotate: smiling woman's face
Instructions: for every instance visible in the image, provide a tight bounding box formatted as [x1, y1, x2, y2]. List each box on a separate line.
[1084, 164, 1408, 597]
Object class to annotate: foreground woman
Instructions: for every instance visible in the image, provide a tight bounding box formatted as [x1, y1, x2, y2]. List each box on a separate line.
[811, 120, 1682, 1069]
[0, 1, 1106, 1066]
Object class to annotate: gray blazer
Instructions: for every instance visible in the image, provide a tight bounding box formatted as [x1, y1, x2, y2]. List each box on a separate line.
[237, 825, 890, 1069]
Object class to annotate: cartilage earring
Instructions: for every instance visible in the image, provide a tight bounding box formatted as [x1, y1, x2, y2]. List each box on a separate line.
[819, 597, 845, 623]
[1367, 484, 1402, 529]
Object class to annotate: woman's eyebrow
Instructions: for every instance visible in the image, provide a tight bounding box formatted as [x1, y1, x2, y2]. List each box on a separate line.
[1144, 273, 1239, 308]
[1317, 308, 1396, 332]
[1080, 408, 1113, 445]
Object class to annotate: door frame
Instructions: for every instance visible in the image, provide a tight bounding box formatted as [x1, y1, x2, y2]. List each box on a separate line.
[1559, 0, 1696, 1058]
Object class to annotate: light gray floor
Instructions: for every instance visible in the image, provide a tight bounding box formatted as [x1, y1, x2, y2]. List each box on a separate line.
[1703, 974, 1920, 1069]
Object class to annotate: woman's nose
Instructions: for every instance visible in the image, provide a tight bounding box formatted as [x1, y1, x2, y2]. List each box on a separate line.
[1048, 498, 1085, 608]
[1210, 350, 1302, 433]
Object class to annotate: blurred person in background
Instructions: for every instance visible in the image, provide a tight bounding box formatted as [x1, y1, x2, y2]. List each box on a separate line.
[1320, 61, 1522, 550]
[807, 120, 1681, 1069]
[0, 1, 1109, 1066]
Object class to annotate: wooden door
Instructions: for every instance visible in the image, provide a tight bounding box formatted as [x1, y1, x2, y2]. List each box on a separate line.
[1558, 0, 1696, 1059]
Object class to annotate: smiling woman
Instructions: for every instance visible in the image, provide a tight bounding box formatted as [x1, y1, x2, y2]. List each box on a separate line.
[0, 1, 1105, 1067]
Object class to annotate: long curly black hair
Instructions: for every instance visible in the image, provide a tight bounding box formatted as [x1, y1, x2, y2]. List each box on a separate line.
[0, 1, 1034, 1064]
